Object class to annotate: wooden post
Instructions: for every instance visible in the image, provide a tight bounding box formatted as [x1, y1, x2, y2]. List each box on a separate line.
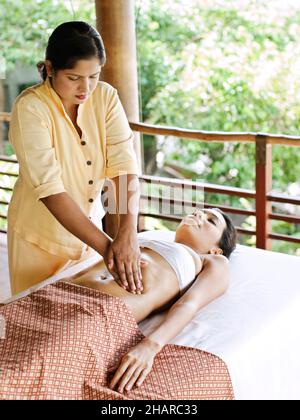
[0, 81, 4, 155]
[95, 0, 143, 236]
[95, 0, 141, 163]
[255, 135, 272, 249]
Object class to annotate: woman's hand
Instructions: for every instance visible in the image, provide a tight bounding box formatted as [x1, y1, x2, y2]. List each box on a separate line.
[104, 229, 143, 293]
[110, 338, 162, 393]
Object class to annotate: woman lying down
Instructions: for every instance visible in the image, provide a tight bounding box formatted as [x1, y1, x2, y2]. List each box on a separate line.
[66, 208, 237, 394]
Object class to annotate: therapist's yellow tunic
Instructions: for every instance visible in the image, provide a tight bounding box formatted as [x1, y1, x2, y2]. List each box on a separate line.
[7, 77, 139, 295]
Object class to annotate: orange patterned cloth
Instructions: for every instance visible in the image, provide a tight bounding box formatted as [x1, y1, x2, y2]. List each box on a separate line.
[0, 282, 234, 400]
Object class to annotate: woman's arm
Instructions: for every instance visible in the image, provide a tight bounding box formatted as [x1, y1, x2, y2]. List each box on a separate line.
[105, 174, 142, 293]
[110, 254, 230, 393]
[42, 179, 143, 293]
[41, 192, 112, 256]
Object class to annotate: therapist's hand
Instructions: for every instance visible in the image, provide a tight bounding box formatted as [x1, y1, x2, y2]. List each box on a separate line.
[104, 229, 143, 294]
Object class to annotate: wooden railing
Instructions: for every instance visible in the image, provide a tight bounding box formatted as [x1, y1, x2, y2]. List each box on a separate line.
[1, 113, 300, 250]
[130, 122, 300, 249]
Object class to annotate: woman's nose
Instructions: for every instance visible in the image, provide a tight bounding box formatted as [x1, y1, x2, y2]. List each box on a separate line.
[194, 209, 204, 217]
[79, 78, 89, 93]
[194, 209, 203, 215]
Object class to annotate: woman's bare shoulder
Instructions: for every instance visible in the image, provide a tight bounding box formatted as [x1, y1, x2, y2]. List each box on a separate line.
[201, 254, 229, 264]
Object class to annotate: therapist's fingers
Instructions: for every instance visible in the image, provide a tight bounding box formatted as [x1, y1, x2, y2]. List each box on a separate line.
[138, 262, 143, 286]
[106, 246, 114, 271]
[111, 271, 126, 290]
[124, 262, 136, 293]
[115, 260, 129, 290]
[109, 260, 133, 292]
[106, 259, 119, 282]
[132, 263, 143, 293]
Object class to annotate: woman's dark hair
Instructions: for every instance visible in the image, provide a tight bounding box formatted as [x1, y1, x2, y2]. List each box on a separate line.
[37, 21, 106, 81]
[214, 208, 237, 259]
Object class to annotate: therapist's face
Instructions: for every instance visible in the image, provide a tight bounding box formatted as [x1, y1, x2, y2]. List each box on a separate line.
[45, 57, 101, 110]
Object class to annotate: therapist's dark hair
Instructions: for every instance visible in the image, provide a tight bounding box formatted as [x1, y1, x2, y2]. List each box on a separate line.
[37, 21, 106, 81]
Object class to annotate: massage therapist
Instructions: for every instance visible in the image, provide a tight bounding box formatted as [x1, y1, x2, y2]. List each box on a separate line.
[7, 21, 142, 295]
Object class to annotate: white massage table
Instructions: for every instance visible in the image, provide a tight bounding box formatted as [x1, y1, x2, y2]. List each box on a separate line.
[3, 230, 300, 400]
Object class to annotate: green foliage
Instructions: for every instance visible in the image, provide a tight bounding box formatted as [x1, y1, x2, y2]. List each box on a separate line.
[1, 0, 299, 254]
[0, 0, 95, 71]
[0, 0, 95, 230]
[136, 0, 300, 255]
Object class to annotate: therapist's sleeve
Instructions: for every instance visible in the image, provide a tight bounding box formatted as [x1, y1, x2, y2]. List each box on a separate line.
[8, 98, 66, 202]
[104, 88, 140, 179]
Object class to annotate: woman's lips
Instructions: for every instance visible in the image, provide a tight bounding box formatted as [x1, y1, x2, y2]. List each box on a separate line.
[183, 215, 202, 227]
[76, 94, 88, 100]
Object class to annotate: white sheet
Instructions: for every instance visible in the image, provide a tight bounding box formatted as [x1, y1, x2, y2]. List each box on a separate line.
[3, 230, 300, 400]
[138, 230, 300, 400]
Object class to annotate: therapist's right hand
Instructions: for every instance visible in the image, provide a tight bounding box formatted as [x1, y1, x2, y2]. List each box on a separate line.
[103, 244, 148, 294]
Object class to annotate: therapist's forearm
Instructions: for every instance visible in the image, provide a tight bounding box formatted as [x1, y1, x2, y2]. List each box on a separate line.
[112, 174, 140, 233]
[40, 192, 111, 256]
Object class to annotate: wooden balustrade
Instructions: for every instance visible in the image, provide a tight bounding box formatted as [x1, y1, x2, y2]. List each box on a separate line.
[1, 113, 300, 248]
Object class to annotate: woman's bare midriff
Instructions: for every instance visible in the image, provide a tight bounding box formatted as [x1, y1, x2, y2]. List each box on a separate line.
[66, 248, 181, 322]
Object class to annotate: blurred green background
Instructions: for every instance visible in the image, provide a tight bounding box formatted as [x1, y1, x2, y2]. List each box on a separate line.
[0, 0, 299, 254]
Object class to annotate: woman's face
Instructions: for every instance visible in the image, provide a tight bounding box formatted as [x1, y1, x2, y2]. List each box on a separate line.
[175, 208, 227, 255]
[46, 57, 101, 110]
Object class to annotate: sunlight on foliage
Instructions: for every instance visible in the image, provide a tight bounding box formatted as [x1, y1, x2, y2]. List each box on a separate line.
[0, 0, 299, 254]
[136, 0, 300, 254]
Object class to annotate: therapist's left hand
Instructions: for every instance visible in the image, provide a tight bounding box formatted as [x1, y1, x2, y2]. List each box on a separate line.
[105, 229, 143, 294]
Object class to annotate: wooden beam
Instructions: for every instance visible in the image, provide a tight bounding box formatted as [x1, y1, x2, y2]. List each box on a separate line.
[95, 0, 143, 236]
[95, 0, 141, 166]
[255, 135, 272, 249]
[0, 81, 4, 155]
[130, 121, 300, 147]
[2, 111, 300, 146]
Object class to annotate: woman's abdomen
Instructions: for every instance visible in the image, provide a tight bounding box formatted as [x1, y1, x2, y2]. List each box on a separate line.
[67, 248, 180, 322]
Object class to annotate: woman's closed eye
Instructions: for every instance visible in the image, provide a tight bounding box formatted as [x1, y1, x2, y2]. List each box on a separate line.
[208, 218, 216, 226]
[68, 76, 98, 81]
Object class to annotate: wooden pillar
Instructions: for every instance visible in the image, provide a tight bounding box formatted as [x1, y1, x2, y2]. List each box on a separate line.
[95, 0, 141, 162]
[95, 0, 142, 237]
[255, 135, 272, 249]
[0, 81, 4, 155]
